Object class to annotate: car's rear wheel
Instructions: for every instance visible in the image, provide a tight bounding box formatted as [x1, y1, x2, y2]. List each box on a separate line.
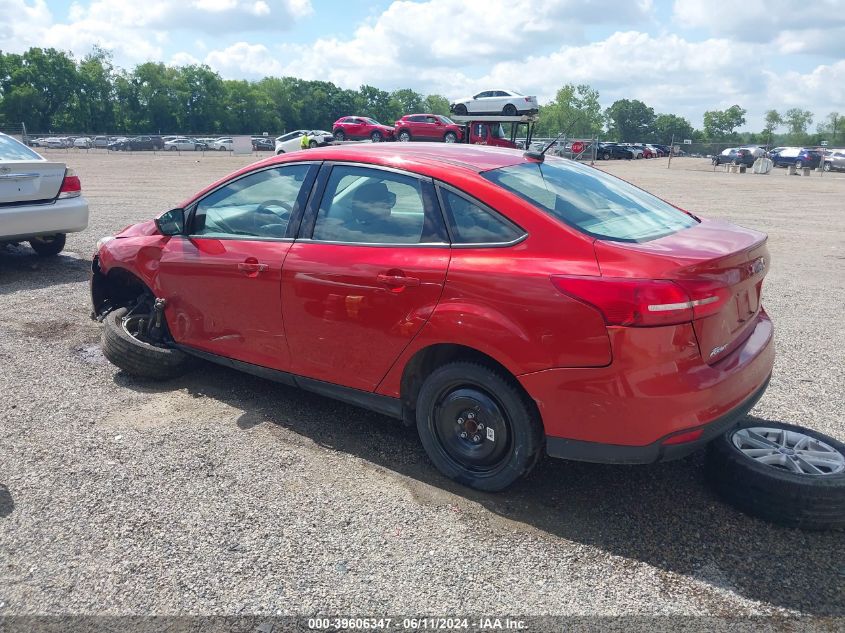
[371, 131, 383, 142]
[502, 104, 517, 116]
[706, 421, 845, 530]
[416, 362, 543, 491]
[454, 104, 467, 115]
[823, 162, 831, 172]
[398, 130, 412, 142]
[602, 152, 611, 160]
[29, 233, 66, 257]
[102, 306, 195, 381]
[333, 129, 346, 141]
[443, 132, 457, 143]
[796, 160, 803, 168]
[309, 140, 318, 149]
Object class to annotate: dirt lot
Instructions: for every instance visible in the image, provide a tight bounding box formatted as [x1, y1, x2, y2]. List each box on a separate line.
[1, 151, 843, 622]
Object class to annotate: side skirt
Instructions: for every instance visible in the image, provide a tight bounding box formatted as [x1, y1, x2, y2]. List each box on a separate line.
[177, 345, 403, 420]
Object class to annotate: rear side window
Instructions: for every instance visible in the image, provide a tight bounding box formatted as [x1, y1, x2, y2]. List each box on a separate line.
[312, 166, 446, 244]
[482, 159, 697, 243]
[438, 186, 524, 244]
[0, 135, 42, 160]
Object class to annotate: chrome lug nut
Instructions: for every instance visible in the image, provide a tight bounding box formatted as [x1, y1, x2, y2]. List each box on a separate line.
[460, 431, 468, 439]
[472, 434, 481, 443]
[467, 412, 476, 419]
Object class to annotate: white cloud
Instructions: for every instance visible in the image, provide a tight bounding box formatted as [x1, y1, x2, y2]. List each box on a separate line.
[673, 0, 845, 55]
[204, 42, 286, 77]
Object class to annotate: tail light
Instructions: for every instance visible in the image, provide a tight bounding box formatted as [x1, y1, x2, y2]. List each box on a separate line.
[58, 169, 81, 199]
[550, 276, 730, 327]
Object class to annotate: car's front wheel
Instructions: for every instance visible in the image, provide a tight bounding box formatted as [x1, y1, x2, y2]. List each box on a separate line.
[416, 362, 543, 492]
[602, 152, 611, 160]
[371, 131, 383, 142]
[102, 306, 195, 380]
[706, 421, 845, 529]
[823, 162, 832, 172]
[443, 132, 458, 143]
[29, 233, 66, 257]
[333, 129, 346, 141]
[398, 130, 411, 142]
[454, 104, 467, 115]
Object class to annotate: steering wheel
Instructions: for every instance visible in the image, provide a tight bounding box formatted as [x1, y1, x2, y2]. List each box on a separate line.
[253, 199, 293, 237]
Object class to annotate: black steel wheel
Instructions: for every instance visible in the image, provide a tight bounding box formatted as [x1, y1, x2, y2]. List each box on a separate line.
[416, 362, 543, 491]
[29, 233, 66, 256]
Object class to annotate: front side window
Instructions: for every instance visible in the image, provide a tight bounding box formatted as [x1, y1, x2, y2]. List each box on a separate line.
[312, 166, 446, 244]
[192, 164, 312, 239]
[482, 159, 697, 243]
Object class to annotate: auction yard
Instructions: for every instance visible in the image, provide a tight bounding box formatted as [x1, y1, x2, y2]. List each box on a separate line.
[1, 151, 843, 618]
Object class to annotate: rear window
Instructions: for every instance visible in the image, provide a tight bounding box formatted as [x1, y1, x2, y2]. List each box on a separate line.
[482, 159, 697, 243]
[0, 135, 43, 161]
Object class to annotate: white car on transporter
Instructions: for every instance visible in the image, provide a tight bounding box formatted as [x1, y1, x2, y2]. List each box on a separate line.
[0, 133, 88, 256]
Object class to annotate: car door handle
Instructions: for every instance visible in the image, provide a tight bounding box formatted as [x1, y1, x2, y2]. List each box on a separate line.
[238, 262, 269, 273]
[377, 273, 420, 287]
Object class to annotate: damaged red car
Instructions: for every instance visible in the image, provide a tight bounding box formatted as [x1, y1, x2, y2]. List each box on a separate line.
[91, 143, 775, 493]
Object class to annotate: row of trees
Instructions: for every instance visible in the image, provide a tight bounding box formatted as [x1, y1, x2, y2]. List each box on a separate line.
[1, 47, 840, 147]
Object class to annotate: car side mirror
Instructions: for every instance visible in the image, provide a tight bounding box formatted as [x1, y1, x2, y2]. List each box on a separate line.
[155, 208, 185, 236]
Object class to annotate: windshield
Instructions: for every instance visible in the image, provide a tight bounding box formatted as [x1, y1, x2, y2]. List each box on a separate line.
[365, 118, 382, 126]
[490, 124, 506, 139]
[482, 159, 697, 243]
[437, 115, 455, 125]
[0, 135, 43, 161]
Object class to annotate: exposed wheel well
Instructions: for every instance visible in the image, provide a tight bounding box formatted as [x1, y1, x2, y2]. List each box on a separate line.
[92, 263, 153, 316]
[399, 343, 539, 427]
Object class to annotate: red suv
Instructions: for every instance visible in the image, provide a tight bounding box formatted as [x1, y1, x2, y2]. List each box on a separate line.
[92, 144, 774, 492]
[332, 116, 394, 142]
[394, 114, 464, 143]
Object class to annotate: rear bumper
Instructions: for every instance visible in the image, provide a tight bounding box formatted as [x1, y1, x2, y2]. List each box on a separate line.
[545, 373, 770, 464]
[0, 196, 89, 241]
[519, 309, 775, 463]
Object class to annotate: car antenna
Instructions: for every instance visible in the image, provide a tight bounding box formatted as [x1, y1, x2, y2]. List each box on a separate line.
[524, 113, 583, 162]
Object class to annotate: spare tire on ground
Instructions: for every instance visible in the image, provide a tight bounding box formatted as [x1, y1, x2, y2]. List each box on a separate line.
[706, 420, 845, 530]
[102, 307, 195, 380]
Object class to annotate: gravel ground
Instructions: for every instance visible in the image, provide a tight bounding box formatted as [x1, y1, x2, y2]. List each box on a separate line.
[0, 151, 843, 623]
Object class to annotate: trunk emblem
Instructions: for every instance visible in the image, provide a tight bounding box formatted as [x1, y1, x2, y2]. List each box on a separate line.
[709, 343, 728, 358]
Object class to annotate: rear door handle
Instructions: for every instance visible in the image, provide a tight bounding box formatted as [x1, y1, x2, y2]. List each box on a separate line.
[377, 273, 420, 287]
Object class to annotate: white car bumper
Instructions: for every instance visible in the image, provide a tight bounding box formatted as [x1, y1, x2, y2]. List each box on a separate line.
[0, 196, 89, 241]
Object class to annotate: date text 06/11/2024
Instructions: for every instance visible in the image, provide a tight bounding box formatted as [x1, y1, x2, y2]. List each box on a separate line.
[307, 617, 528, 630]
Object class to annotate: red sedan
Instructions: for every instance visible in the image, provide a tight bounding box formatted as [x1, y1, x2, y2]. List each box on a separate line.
[92, 144, 774, 492]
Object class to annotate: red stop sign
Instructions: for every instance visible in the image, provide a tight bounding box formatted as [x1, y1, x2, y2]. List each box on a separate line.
[571, 141, 584, 153]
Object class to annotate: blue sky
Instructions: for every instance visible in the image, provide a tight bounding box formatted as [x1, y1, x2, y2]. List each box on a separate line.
[2, 0, 844, 131]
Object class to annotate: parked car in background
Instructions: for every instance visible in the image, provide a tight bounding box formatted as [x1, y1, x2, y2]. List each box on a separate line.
[623, 144, 644, 159]
[40, 137, 67, 149]
[645, 144, 664, 157]
[394, 114, 464, 143]
[165, 138, 203, 151]
[596, 143, 634, 160]
[450, 90, 539, 116]
[91, 143, 775, 499]
[274, 130, 334, 154]
[741, 146, 766, 158]
[767, 147, 787, 158]
[107, 137, 129, 151]
[209, 138, 233, 151]
[92, 136, 111, 148]
[712, 148, 755, 167]
[823, 149, 845, 172]
[332, 117, 394, 142]
[73, 137, 93, 149]
[0, 132, 88, 256]
[118, 136, 165, 151]
[252, 137, 275, 151]
[770, 147, 823, 169]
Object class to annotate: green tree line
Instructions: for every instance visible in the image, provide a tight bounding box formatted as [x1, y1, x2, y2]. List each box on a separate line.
[1, 47, 840, 147]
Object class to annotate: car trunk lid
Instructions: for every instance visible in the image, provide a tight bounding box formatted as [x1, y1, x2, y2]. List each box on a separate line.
[593, 218, 769, 364]
[0, 160, 66, 204]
